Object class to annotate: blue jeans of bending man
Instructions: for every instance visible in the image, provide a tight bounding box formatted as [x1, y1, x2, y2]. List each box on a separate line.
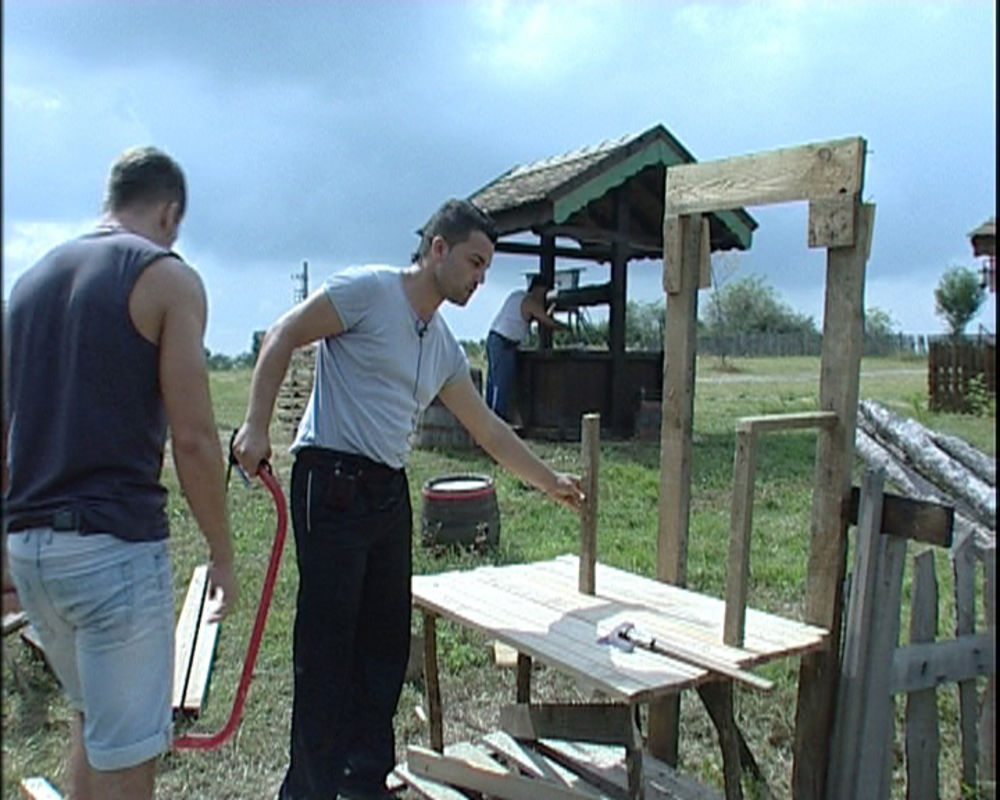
[280, 447, 412, 800]
[485, 330, 519, 423]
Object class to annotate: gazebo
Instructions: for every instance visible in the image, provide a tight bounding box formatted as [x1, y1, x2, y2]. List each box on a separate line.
[969, 216, 996, 294]
[469, 124, 757, 438]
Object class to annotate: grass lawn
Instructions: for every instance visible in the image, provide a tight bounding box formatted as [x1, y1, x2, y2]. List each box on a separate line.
[2, 354, 994, 799]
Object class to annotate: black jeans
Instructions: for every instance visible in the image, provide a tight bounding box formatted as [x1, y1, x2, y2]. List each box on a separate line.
[280, 448, 412, 800]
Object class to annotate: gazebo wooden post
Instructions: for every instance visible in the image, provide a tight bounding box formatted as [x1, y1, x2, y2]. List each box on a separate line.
[648, 211, 705, 765]
[610, 188, 630, 436]
[539, 234, 556, 351]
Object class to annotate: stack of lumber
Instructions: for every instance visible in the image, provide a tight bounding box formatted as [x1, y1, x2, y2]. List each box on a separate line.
[395, 731, 722, 800]
[277, 344, 316, 437]
[855, 400, 996, 554]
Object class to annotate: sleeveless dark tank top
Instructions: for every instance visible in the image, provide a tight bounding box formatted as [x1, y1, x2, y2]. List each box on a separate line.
[5, 229, 175, 541]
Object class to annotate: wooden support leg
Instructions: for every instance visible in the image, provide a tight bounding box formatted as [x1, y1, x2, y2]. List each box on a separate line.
[516, 653, 532, 703]
[647, 695, 679, 766]
[422, 611, 443, 752]
[698, 682, 743, 800]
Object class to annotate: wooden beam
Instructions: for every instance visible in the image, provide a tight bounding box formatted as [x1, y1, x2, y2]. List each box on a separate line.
[665, 137, 866, 215]
[793, 203, 874, 800]
[808, 195, 858, 249]
[652, 210, 703, 767]
[736, 410, 837, 434]
[663, 215, 710, 294]
[846, 486, 954, 547]
[890, 633, 995, 694]
[579, 413, 600, 595]
[495, 240, 614, 262]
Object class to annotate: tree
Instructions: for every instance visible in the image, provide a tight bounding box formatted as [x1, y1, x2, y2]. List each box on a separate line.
[864, 306, 898, 339]
[703, 274, 817, 336]
[934, 266, 985, 337]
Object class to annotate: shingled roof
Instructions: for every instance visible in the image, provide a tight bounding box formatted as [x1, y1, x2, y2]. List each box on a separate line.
[469, 124, 757, 254]
[969, 217, 996, 258]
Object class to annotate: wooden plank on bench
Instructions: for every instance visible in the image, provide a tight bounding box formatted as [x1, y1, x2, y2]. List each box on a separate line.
[20, 777, 63, 800]
[173, 564, 219, 714]
[182, 572, 220, 714]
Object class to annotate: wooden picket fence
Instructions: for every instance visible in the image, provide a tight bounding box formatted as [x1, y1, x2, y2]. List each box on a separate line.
[828, 469, 996, 799]
[928, 338, 996, 413]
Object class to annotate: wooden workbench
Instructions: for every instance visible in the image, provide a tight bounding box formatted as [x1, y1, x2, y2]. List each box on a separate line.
[413, 554, 828, 799]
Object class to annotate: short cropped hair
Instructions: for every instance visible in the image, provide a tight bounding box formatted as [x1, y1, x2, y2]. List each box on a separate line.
[104, 147, 187, 217]
[411, 199, 497, 263]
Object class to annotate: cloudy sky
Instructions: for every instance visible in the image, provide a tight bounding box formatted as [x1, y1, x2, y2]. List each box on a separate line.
[3, 0, 996, 355]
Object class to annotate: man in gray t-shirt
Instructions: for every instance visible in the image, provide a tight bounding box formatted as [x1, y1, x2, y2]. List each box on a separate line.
[234, 199, 583, 800]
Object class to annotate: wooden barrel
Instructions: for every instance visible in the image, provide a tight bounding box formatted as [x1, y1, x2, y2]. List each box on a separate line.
[416, 367, 482, 450]
[421, 474, 500, 549]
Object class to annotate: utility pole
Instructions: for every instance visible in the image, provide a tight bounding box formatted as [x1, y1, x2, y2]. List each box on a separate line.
[291, 260, 309, 303]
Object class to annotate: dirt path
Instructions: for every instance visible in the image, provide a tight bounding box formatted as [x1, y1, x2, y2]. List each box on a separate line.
[696, 368, 924, 384]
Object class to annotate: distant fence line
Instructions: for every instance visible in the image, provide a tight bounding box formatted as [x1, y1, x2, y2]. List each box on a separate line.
[695, 331, 939, 358]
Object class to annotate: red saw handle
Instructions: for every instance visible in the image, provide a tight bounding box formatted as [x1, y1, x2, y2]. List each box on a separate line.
[173, 464, 288, 751]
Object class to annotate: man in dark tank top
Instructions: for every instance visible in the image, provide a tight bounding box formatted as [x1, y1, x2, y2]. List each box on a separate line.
[4, 147, 238, 800]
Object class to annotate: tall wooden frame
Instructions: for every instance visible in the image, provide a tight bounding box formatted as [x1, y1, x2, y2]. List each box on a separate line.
[654, 137, 873, 799]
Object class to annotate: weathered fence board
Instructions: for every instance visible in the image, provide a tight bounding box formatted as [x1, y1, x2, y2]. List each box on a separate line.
[928, 338, 996, 413]
[905, 551, 940, 800]
[828, 468, 996, 799]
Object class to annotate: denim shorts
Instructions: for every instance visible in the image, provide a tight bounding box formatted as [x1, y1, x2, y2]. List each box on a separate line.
[6, 530, 174, 770]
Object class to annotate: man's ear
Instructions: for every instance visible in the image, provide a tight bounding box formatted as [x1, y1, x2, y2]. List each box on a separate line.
[430, 235, 448, 260]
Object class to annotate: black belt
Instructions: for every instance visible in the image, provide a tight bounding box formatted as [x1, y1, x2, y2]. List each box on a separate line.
[489, 330, 519, 347]
[294, 447, 402, 483]
[6, 510, 84, 533]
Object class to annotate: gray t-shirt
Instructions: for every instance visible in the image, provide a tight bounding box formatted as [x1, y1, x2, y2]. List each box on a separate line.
[291, 265, 469, 468]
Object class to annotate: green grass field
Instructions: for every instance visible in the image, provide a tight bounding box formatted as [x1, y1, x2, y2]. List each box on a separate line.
[2, 355, 994, 799]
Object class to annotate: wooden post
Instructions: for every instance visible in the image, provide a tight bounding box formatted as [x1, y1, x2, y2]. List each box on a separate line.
[610, 190, 630, 436]
[651, 211, 703, 765]
[579, 413, 600, 595]
[422, 611, 444, 751]
[724, 426, 758, 647]
[793, 202, 875, 800]
[516, 653, 532, 703]
[698, 682, 745, 800]
[539, 234, 555, 352]
[905, 550, 940, 800]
